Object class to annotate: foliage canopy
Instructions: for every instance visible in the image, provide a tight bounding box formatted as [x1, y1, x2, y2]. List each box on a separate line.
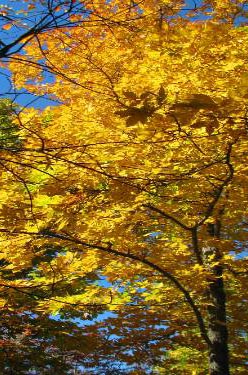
[0, 1, 248, 374]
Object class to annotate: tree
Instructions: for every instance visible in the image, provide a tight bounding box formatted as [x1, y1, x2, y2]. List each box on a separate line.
[0, 0, 140, 60]
[0, 0, 142, 108]
[0, 308, 95, 375]
[1, 1, 248, 374]
[0, 99, 106, 374]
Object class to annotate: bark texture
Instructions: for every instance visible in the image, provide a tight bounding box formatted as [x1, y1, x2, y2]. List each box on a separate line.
[203, 222, 229, 375]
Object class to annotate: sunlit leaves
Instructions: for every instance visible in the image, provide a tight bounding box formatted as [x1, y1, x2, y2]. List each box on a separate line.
[0, 1, 248, 373]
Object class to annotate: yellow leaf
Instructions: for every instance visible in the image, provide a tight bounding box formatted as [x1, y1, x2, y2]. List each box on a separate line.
[2, 24, 12, 30]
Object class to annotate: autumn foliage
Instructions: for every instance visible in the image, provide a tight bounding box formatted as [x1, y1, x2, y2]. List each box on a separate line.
[0, 1, 248, 374]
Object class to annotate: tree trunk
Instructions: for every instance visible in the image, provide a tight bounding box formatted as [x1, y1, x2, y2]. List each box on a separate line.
[207, 270, 229, 375]
[203, 238, 229, 375]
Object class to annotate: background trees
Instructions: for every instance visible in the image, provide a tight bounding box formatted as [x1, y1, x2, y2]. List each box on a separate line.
[0, 1, 248, 374]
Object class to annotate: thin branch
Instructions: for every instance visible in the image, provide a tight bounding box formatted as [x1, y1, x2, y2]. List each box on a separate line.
[143, 204, 192, 231]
